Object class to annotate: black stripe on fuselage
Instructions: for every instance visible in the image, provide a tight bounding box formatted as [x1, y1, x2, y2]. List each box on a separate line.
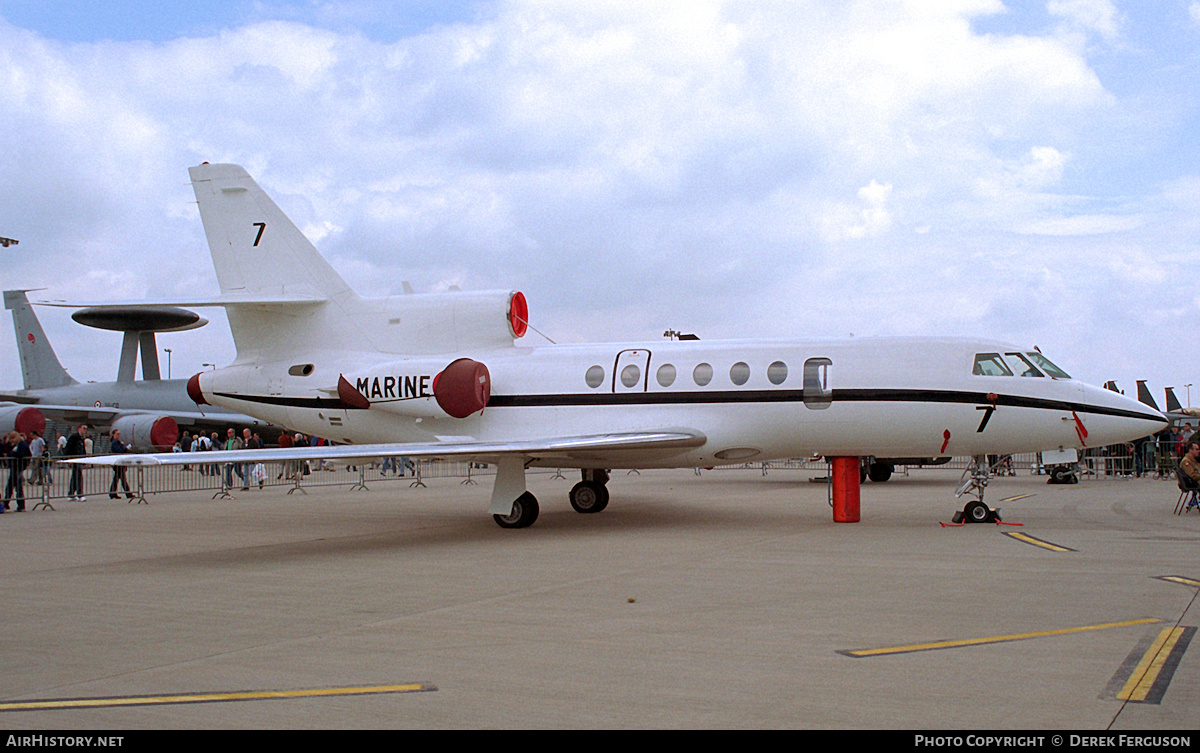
[214, 388, 1162, 422]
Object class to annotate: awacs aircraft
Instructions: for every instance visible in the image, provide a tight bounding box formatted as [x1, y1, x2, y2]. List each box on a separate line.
[66, 163, 1167, 527]
[0, 290, 272, 449]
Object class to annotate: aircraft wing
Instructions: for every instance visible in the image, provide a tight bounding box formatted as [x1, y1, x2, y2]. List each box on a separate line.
[0, 393, 39, 405]
[0, 400, 269, 429]
[63, 430, 708, 467]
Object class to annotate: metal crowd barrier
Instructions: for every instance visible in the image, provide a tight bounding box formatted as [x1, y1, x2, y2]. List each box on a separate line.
[0, 438, 1186, 512]
[0, 456, 511, 509]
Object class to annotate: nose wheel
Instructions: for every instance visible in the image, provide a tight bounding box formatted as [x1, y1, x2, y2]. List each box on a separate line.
[952, 456, 1001, 524]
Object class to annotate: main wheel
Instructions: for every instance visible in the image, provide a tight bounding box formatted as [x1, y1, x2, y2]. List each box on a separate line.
[493, 492, 540, 529]
[868, 461, 893, 483]
[963, 500, 993, 523]
[569, 481, 609, 513]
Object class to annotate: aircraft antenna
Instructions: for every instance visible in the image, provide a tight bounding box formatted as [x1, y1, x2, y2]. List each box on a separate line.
[513, 313, 556, 344]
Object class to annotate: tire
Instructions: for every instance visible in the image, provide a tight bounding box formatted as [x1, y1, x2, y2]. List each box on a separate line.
[868, 462, 893, 483]
[963, 500, 992, 523]
[493, 492, 540, 529]
[569, 481, 609, 513]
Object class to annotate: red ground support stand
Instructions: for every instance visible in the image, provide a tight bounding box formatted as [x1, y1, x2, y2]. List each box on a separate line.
[831, 456, 860, 523]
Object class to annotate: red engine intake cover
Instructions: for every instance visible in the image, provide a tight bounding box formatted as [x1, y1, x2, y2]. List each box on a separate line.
[150, 416, 179, 451]
[187, 373, 209, 406]
[434, 358, 491, 419]
[15, 407, 46, 437]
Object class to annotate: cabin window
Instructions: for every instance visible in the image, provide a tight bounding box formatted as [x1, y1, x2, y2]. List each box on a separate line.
[972, 353, 1012, 377]
[730, 362, 750, 386]
[657, 364, 677, 387]
[288, 364, 314, 377]
[620, 364, 642, 388]
[803, 357, 832, 409]
[693, 363, 713, 386]
[1025, 352, 1070, 379]
[1005, 352, 1044, 378]
[767, 361, 788, 385]
[585, 365, 605, 388]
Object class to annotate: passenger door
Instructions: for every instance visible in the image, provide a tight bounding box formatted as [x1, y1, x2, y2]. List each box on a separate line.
[613, 349, 651, 393]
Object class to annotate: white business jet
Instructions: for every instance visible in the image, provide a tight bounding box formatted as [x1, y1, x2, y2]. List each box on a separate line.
[66, 163, 1166, 528]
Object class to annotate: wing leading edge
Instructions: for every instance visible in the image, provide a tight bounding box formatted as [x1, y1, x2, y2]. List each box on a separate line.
[64, 430, 708, 467]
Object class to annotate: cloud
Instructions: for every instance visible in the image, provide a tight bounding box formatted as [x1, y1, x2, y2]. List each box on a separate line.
[1048, 0, 1121, 40]
[0, 1, 1195, 398]
[820, 180, 894, 241]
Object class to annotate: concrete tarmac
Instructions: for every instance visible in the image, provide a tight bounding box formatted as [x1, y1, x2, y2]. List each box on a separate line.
[0, 467, 1197, 730]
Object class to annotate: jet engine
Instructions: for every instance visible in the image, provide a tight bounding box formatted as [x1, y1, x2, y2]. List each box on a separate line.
[0, 405, 45, 437]
[339, 357, 492, 420]
[433, 358, 491, 418]
[109, 414, 179, 451]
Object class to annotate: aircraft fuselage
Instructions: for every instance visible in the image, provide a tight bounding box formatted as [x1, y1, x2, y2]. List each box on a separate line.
[194, 335, 1164, 467]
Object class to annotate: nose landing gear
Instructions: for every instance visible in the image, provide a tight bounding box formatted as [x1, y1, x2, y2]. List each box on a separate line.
[952, 455, 1001, 524]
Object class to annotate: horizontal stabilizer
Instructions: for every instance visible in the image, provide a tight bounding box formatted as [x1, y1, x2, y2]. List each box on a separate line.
[34, 294, 324, 309]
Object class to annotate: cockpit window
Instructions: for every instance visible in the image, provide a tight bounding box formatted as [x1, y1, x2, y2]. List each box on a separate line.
[973, 353, 1012, 377]
[1005, 352, 1044, 378]
[1024, 352, 1070, 379]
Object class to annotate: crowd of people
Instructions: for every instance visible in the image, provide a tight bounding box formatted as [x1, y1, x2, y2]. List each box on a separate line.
[1, 422, 424, 511]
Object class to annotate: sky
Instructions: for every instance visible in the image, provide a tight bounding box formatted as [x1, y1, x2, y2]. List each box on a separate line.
[1, 0, 1198, 408]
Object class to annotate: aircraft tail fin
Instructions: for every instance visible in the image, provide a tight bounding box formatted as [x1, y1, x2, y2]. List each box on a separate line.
[1166, 386, 1184, 414]
[189, 163, 354, 301]
[3, 290, 77, 390]
[189, 164, 360, 358]
[1135, 380, 1161, 411]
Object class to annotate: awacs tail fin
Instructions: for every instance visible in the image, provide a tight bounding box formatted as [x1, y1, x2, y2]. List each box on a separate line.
[3, 290, 77, 390]
[188, 163, 360, 358]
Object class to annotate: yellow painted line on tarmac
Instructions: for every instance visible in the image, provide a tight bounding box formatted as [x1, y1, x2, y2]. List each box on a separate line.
[839, 618, 1162, 658]
[0, 682, 436, 712]
[1003, 531, 1076, 552]
[1117, 628, 1184, 702]
[999, 494, 1036, 502]
[1112, 626, 1196, 704]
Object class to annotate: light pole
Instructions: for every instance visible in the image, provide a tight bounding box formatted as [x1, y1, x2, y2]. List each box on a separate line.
[1187, 384, 1193, 409]
[202, 363, 216, 371]
[163, 348, 172, 379]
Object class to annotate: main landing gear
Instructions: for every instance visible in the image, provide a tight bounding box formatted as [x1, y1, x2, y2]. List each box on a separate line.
[490, 464, 612, 529]
[569, 469, 610, 514]
[951, 455, 1001, 524]
[493, 491, 540, 529]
